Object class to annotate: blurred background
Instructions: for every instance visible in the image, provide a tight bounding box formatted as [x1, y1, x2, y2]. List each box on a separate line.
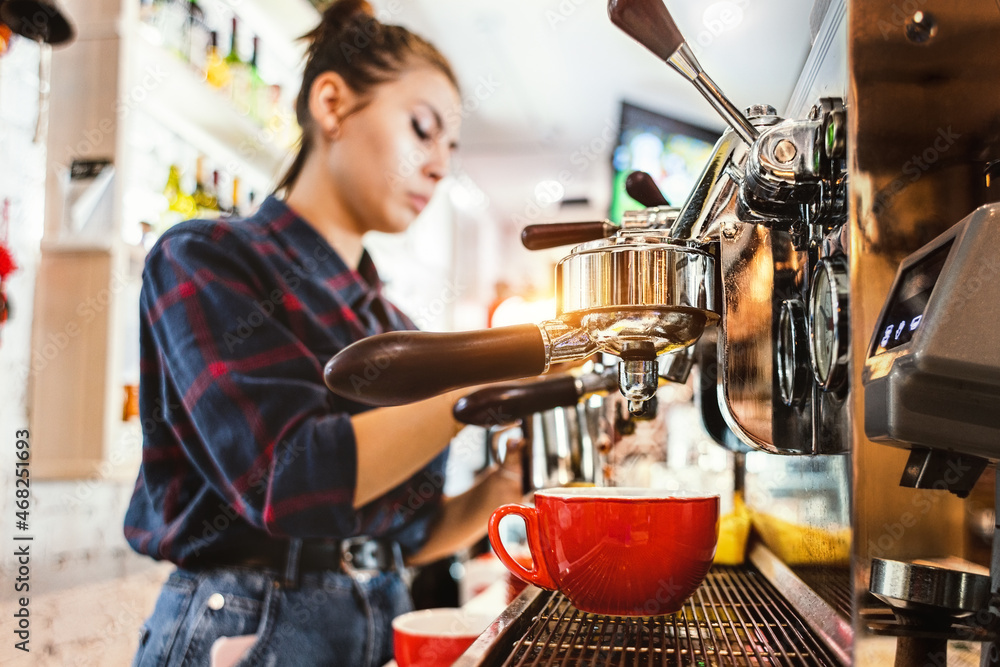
[0, 0, 822, 662]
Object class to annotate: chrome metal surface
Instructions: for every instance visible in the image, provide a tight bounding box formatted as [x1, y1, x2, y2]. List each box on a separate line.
[618, 358, 658, 414]
[778, 299, 809, 406]
[638, 85, 849, 458]
[741, 116, 835, 225]
[459, 562, 845, 666]
[670, 130, 748, 243]
[749, 543, 853, 666]
[665, 42, 759, 146]
[717, 223, 811, 454]
[660, 344, 696, 384]
[524, 401, 605, 490]
[870, 559, 990, 618]
[453, 586, 547, 667]
[537, 320, 600, 367]
[556, 230, 719, 358]
[774, 139, 798, 164]
[808, 256, 850, 392]
[620, 205, 679, 231]
[791, 566, 854, 622]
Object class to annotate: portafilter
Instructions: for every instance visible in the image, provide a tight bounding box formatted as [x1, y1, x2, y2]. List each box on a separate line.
[323, 232, 718, 413]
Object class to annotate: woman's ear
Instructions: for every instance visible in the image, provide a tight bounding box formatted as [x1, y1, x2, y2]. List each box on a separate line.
[308, 71, 355, 141]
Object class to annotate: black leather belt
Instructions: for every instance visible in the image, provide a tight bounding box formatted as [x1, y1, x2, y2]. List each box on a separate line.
[186, 537, 403, 587]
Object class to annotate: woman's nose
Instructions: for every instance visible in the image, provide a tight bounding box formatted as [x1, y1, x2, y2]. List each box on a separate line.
[423, 140, 451, 182]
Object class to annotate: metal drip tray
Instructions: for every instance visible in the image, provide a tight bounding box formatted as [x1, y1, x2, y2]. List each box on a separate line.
[459, 565, 845, 666]
[789, 567, 853, 621]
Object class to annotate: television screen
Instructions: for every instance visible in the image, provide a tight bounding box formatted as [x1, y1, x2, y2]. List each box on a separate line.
[609, 102, 721, 223]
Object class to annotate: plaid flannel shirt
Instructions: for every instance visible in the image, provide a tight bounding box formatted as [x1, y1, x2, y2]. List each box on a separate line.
[124, 195, 448, 566]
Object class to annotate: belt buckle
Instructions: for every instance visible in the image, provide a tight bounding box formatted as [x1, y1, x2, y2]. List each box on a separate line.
[340, 536, 383, 581]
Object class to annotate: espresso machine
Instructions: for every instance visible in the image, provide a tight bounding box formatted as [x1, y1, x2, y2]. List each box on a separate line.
[324, 0, 1000, 664]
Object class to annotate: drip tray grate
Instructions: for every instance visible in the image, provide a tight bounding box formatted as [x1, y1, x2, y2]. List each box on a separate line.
[500, 567, 842, 666]
[789, 566, 852, 621]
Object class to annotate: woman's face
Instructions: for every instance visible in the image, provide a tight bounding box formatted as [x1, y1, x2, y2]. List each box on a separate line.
[326, 66, 462, 236]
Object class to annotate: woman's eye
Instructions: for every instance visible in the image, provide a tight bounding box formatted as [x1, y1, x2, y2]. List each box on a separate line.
[411, 117, 433, 141]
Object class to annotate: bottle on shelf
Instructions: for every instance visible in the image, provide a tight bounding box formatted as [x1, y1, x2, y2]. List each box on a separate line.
[183, 0, 209, 73]
[162, 163, 197, 226]
[204, 30, 229, 90]
[248, 35, 266, 123]
[192, 156, 219, 214]
[212, 170, 223, 211]
[139, 0, 158, 26]
[156, 0, 190, 58]
[225, 16, 247, 109]
[265, 84, 300, 149]
[230, 176, 242, 217]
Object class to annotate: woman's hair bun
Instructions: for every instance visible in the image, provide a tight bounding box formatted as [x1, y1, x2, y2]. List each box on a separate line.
[313, 0, 376, 39]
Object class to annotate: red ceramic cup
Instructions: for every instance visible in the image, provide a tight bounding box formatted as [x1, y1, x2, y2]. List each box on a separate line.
[488, 487, 719, 616]
[392, 608, 494, 667]
[504, 552, 534, 603]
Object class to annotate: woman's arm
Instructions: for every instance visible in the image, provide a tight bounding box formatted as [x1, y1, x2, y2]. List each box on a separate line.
[350, 388, 466, 508]
[404, 452, 523, 567]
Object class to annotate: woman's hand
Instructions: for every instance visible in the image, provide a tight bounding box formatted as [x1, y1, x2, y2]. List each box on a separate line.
[403, 440, 526, 568]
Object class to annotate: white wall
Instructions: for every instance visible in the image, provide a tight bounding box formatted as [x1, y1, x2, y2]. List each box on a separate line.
[0, 37, 168, 665]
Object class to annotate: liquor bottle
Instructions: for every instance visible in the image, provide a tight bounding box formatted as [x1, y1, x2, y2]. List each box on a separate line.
[248, 36, 266, 122]
[138, 0, 157, 26]
[192, 157, 219, 214]
[212, 170, 223, 211]
[157, 0, 189, 57]
[230, 176, 242, 217]
[225, 16, 247, 108]
[204, 31, 229, 89]
[184, 0, 209, 72]
[162, 164, 197, 225]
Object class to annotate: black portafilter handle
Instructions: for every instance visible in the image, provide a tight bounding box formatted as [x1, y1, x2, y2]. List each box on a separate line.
[453, 375, 582, 427]
[626, 170, 670, 207]
[521, 221, 617, 250]
[323, 324, 547, 407]
[608, 0, 685, 62]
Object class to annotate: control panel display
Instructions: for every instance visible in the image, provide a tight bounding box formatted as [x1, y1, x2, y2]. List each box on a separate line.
[870, 241, 952, 356]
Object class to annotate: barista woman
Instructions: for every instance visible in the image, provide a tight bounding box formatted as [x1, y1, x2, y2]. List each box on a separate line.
[124, 2, 522, 664]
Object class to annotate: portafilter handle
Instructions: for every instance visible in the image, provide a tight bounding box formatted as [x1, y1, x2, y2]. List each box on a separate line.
[324, 324, 547, 406]
[608, 0, 758, 145]
[521, 221, 617, 250]
[453, 375, 582, 427]
[454, 370, 617, 427]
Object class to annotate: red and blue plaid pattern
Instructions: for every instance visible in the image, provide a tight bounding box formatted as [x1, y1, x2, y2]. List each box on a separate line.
[124, 196, 447, 566]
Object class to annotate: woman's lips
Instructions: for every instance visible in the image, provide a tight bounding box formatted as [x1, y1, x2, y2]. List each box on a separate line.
[408, 194, 430, 213]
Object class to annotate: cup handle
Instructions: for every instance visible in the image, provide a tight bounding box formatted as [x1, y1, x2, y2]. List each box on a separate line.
[488, 504, 557, 590]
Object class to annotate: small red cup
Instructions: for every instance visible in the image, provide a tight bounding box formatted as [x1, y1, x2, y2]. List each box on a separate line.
[488, 487, 719, 616]
[392, 608, 494, 667]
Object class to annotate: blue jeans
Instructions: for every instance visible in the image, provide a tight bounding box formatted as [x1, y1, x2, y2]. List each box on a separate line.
[133, 566, 412, 667]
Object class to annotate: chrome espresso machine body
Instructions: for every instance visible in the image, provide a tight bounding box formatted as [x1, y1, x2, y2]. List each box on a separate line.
[324, 0, 1000, 664]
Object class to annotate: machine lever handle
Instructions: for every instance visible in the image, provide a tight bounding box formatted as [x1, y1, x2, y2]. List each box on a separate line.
[453, 375, 582, 427]
[626, 170, 670, 207]
[324, 324, 547, 406]
[607, 0, 684, 61]
[521, 221, 617, 250]
[608, 0, 758, 145]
